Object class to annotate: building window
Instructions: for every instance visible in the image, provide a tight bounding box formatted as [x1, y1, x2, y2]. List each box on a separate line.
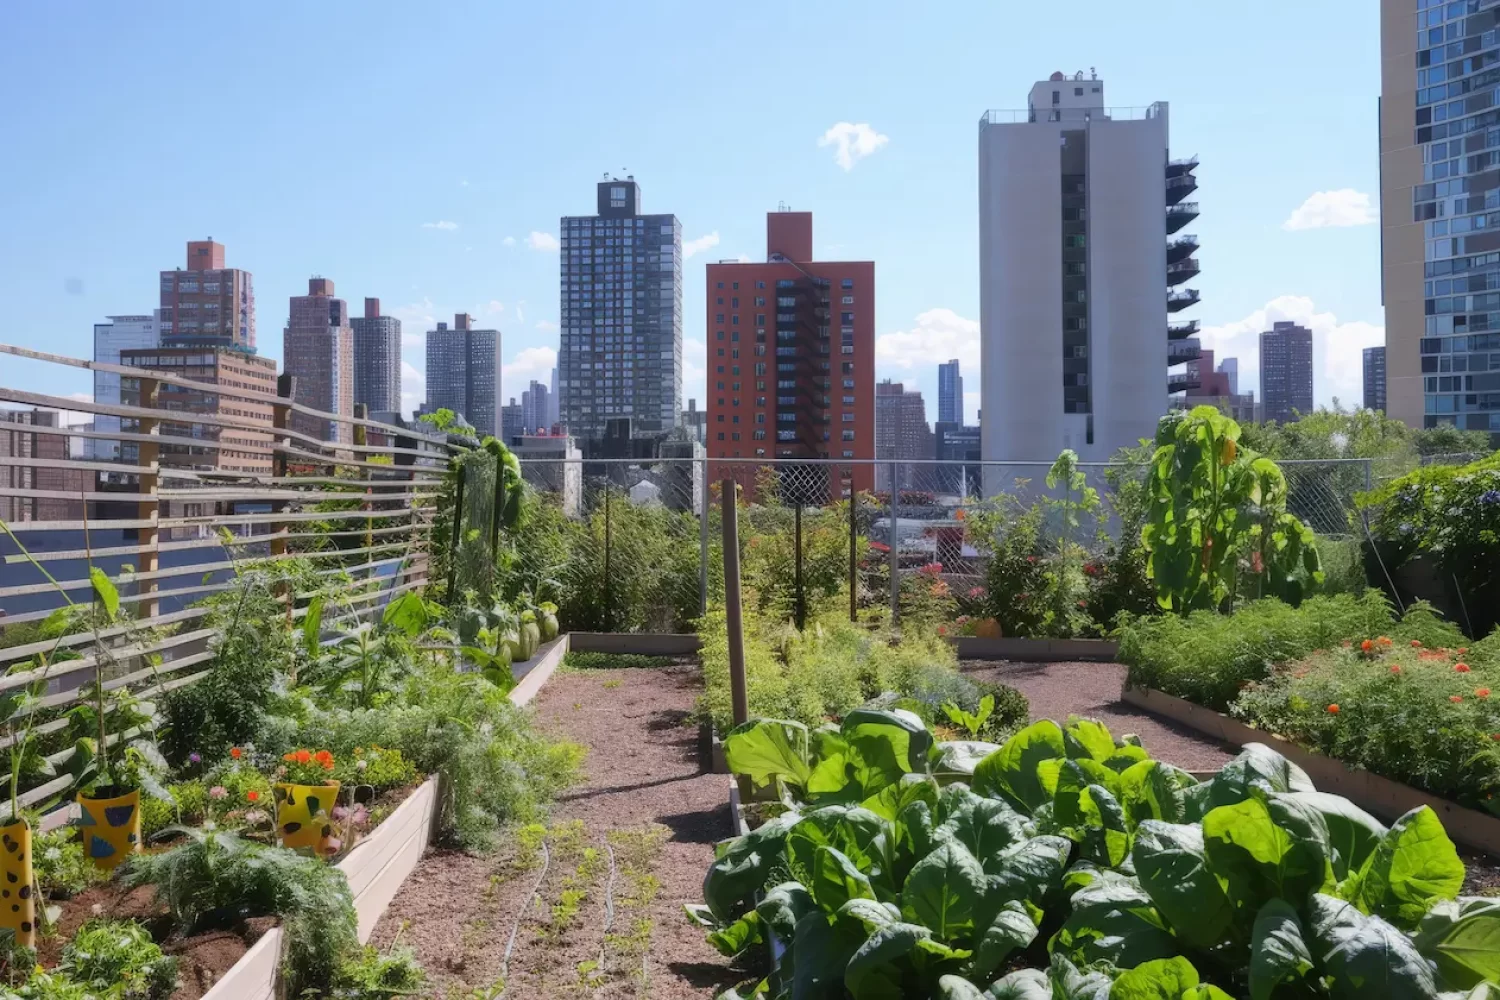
[842, 430, 855, 441]
[717, 432, 725, 440]
[841, 278, 853, 289]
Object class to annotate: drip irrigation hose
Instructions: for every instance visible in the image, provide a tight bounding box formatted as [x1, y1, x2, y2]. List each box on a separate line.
[496, 840, 550, 998]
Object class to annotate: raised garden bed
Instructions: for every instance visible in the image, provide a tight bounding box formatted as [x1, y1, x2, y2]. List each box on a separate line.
[1121, 684, 1500, 855]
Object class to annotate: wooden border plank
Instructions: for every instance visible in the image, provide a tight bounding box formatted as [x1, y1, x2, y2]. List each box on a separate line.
[509, 633, 571, 707]
[565, 632, 701, 656]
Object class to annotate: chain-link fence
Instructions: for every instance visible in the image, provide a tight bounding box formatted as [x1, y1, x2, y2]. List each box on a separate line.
[503, 455, 1383, 634]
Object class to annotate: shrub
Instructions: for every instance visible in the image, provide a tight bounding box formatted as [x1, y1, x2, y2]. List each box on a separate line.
[32, 830, 108, 899]
[1234, 642, 1500, 809]
[59, 919, 177, 1000]
[1117, 590, 1442, 710]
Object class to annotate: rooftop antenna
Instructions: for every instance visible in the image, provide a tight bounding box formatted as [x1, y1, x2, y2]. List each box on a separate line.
[1090, 67, 1097, 79]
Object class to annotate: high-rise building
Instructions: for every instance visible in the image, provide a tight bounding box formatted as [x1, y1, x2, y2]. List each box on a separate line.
[424, 313, 502, 438]
[158, 240, 255, 351]
[558, 177, 682, 448]
[681, 398, 707, 444]
[875, 380, 935, 491]
[1218, 356, 1239, 396]
[1381, 0, 1500, 442]
[118, 347, 277, 480]
[351, 297, 402, 414]
[935, 421, 982, 497]
[1, 410, 89, 522]
[547, 366, 560, 428]
[521, 380, 550, 434]
[938, 359, 964, 424]
[1364, 346, 1388, 412]
[500, 397, 524, 443]
[1260, 321, 1314, 424]
[979, 73, 1200, 468]
[704, 210, 876, 499]
[1185, 348, 1257, 424]
[283, 278, 355, 443]
[91, 313, 160, 460]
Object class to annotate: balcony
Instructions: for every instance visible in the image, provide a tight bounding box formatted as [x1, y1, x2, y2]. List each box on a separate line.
[1168, 319, 1200, 340]
[1165, 172, 1198, 206]
[1167, 202, 1200, 234]
[1167, 288, 1200, 312]
[1168, 372, 1200, 394]
[1166, 155, 1199, 177]
[1167, 234, 1199, 263]
[1168, 339, 1202, 365]
[1166, 258, 1201, 286]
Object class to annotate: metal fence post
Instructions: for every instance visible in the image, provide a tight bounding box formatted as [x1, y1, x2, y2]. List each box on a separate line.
[445, 460, 466, 603]
[848, 486, 858, 623]
[699, 459, 710, 616]
[603, 488, 612, 632]
[889, 460, 900, 625]
[721, 479, 749, 728]
[793, 502, 805, 631]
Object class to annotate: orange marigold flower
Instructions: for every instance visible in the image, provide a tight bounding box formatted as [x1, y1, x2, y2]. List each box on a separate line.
[314, 750, 333, 764]
[1450, 695, 1465, 703]
[1378, 636, 1392, 646]
[1360, 639, 1374, 653]
[1477, 688, 1491, 699]
[283, 752, 296, 762]
[247, 790, 260, 802]
[1326, 704, 1340, 714]
[295, 749, 312, 764]
[1390, 665, 1402, 674]
[322, 759, 335, 770]
[230, 747, 242, 759]
[1410, 639, 1423, 648]
[1456, 663, 1472, 673]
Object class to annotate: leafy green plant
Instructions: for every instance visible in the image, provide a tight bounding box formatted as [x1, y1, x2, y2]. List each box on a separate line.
[58, 918, 177, 999]
[697, 714, 1498, 1000]
[1144, 406, 1323, 613]
[32, 828, 108, 899]
[941, 695, 994, 739]
[322, 938, 427, 998]
[123, 826, 357, 996]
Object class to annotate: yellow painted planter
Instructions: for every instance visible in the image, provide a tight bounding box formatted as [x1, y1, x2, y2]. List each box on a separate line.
[274, 781, 342, 856]
[78, 788, 141, 870]
[0, 820, 34, 948]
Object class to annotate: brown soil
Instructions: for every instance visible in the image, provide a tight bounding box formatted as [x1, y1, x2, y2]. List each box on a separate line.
[34, 881, 271, 1000]
[371, 661, 752, 999]
[962, 660, 1236, 771]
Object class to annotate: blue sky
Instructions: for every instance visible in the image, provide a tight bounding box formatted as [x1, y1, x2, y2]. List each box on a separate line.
[0, 0, 1383, 426]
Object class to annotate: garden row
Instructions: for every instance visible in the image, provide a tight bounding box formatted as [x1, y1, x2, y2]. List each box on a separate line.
[693, 709, 1500, 999]
[0, 436, 581, 999]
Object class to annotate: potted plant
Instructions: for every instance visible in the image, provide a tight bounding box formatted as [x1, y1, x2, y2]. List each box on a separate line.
[0, 669, 64, 948]
[274, 749, 341, 856]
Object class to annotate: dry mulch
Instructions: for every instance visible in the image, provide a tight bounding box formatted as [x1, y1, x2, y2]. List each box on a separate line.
[962, 659, 1234, 771]
[371, 661, 748, 999]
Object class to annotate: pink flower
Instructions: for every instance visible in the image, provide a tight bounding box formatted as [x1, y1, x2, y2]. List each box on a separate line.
[209, 786, 228, 800]
[967, 587, 985, 599]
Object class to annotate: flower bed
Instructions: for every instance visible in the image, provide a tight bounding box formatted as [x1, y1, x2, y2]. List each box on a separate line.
[1118, 591, 1500, 816]
[692, 711, 1500, 998]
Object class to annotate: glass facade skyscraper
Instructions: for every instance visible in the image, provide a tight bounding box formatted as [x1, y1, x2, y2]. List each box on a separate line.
[558, 178, 682, 446]
[1382, 0, 1500, 442]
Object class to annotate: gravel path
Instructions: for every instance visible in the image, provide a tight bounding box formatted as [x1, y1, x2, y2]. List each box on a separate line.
[961, 660, 1235, 771]
[371, 662, 744, 999]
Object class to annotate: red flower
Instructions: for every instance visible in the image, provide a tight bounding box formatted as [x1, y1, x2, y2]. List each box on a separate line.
[1492, 733, 1500, 742]
[1456, 663, 1471, 674]
[1410, 639, 1423, 648]
[230, 747, 243, 760]
[295, 749, 312, 764]
[1458, 647, 1469, 655]
[1026, 555, 1038, 564]
[1326, 704, 1340, 714]
[1360, 639, 1374, 653]
[247, 790, 260, 802]
[1450, 695, 1465, 703]
[1390, 665, 1402, 675]
[1077, 600, 1088, 608]
[1378, 636, 1392, 647]
[1477, 688, 1491, 699]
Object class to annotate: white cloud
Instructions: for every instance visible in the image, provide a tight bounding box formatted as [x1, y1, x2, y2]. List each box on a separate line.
[535, 320, 558, 333]
[515, 302, 526, 323]
[421, 220, 459, 231]
[392, 297, 439, 347]
[734, 254, 752, 263]
[502, 346, 557, 402]
[1198, 295, 1383, 411]
[1282, 189, 1376, 231]
[962, 390, 981, 426]
[525, 231, 559, 251]
[683, 337, 708, 406]
[502, 236, 517, 247]
[399, 361, 424, 418]
[683, 231, 721, 259]
[876, 308, 980, 377]
[482, 300, 504, 316]
[818, 122, 890, 171]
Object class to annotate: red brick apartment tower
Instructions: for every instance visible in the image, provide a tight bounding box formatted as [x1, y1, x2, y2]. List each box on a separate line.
[705, 211, 875, 501]
[159, 239, 256, 350]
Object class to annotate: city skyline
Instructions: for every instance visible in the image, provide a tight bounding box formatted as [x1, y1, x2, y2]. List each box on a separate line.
[0, 1, 1384, 436]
